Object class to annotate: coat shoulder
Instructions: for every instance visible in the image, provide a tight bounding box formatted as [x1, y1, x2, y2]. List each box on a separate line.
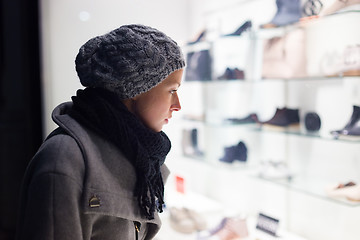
[29, 133, 85, 185]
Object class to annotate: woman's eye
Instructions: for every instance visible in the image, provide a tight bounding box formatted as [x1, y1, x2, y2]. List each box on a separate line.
[170, 90, 177, 94]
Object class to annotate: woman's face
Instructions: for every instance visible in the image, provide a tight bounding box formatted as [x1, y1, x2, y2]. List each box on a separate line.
[125, 69, 184, 132]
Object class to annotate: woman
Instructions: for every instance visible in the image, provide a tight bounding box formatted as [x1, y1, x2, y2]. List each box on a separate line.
[16, 24, 185, 240]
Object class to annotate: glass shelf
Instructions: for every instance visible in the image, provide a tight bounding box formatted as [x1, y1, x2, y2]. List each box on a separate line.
[251, 126, 360, 144]
[255, 175, 360, 207]
[184, 75, 360, 83]
[180, 118, 360, 144]
[261, 75, 360, 82]
[177, 155, 360, 208]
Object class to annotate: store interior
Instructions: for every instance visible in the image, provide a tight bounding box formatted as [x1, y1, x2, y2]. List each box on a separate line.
[1, 0, 359, 239]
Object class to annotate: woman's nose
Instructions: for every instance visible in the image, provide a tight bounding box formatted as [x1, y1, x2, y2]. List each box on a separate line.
[170, 93, 181, 111]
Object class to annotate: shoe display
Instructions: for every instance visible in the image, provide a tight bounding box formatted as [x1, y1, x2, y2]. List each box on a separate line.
[331, 105, 360, 139]
[169, 207, 207, 234]
[219, 141, 248, 164]
[223, 20, 252, 37]
[261, 0, 302, 28]
[261, 107, 300, 128]
[197, 216, 248, 240]
[326, 181, 360, 202]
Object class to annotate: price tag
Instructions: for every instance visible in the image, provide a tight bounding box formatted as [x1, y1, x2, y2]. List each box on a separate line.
[256, 213, 279, 236]
[175, 175, 185, 194]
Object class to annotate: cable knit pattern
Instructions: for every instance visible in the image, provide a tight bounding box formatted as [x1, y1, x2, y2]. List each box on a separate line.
[75, 24, 186, 99]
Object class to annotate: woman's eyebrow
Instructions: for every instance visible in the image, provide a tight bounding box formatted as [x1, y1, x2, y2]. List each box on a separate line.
[165, 81, 181, 87]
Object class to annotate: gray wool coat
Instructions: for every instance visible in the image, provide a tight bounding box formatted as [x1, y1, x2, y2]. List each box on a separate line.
[16, 102, 170, 240]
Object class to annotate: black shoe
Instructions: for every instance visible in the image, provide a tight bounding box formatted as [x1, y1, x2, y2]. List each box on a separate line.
[217, 67, 245, 80]
[331, 105, 360, 138]
[225, 113, 259, 124]
[261, 107, 300, 128]
[218, 67, 234, 80]
[220, 141, 248, 163]
[223, 20, 252, 36]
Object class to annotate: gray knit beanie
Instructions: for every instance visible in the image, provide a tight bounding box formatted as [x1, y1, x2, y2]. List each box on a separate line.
[75, 24, 186, 99]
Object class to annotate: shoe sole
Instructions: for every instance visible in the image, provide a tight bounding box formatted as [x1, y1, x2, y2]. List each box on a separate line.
[334, 134, 360, 141]
[346, 196, 360, 202]
[262, 123, 300, 131]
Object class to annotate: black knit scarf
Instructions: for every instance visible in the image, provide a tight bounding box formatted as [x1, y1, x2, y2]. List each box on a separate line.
[69, 87, 171, 220]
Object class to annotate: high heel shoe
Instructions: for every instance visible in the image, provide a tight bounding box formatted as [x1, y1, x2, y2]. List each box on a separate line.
[331, 105, 360, 139]
[187, 30, 207, 45]
[223, 20, 252, 37]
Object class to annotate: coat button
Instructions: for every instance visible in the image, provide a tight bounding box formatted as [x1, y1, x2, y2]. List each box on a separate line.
[89, 195, 101, 208]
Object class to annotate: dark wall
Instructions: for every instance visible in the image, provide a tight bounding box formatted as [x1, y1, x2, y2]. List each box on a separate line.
[0, 0, 42, 239]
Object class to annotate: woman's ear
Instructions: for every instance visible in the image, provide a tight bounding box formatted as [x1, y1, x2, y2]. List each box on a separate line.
[124, 96, 141, 112]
